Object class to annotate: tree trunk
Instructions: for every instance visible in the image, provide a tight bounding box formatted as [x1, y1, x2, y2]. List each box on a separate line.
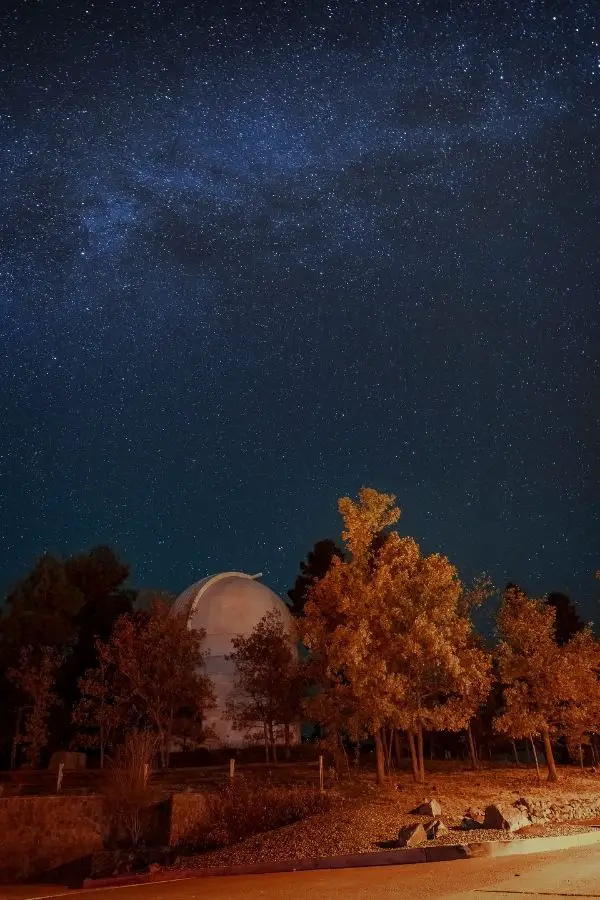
[373, 729, 386, 786]
[416, 723, 425, 783]
[512, 739, 519, 766]
[165, 705, 174, 769]
[100, 723, 105, 770]
[530, 735, 541, 783]
[466, 722, 479, 770]
[394, 729, 402, 769]
[269, 722, 278, 763]
[407, 729, 420, 783]
[386, 728, 394, 773]
[381, 727, 389, 772]
[11, 707, 24, 771]
[284, 723, 291, 761]
[541, 726, 558, 782]
[263, 722, 270, 762]
[159, 731, 167, 769]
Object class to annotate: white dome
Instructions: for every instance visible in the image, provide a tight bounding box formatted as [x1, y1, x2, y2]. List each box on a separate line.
[173, 572, 295, 748]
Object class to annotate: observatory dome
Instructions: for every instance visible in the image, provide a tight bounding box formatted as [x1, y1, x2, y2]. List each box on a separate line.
[173, 572, 295, 748]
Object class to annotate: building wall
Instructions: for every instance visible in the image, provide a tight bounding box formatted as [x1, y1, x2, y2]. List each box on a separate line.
[173, 572, 300, 748]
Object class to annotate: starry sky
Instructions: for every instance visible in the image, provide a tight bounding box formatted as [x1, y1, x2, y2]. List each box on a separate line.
[1, 1, 598, 615]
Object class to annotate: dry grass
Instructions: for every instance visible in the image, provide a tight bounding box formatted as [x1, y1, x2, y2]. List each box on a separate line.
[102, 732, 161, 847]
[176, 776, 332, 851]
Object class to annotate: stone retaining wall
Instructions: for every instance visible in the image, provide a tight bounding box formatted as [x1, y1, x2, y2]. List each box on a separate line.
[516, 794, 600, 823]
[169, 791, 212, 846]
[0, 794, 105, 882]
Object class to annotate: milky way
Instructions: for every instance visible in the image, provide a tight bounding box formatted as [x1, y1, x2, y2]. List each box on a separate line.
[1, 1, 598, 612]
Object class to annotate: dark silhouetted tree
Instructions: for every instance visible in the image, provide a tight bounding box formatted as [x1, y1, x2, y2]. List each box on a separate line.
[545, 591, 585, 646]
[287, 539, 343, 618]
[0, 547, 134, 757]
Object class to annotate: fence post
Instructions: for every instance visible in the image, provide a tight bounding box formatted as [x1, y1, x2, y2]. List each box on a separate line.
[319, 755, 324, 793]
[229, 757, 235, 782]
[56, 762, 64, 794]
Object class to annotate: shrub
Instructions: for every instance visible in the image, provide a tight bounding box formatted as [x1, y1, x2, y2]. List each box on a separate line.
[102, 731, 160, 847]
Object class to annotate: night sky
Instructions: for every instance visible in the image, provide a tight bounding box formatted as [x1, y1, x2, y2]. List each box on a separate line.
[1, 1, 598, 614]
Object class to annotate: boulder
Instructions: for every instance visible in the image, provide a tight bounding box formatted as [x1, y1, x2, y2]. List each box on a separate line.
[460, 807, 485, 829]
[425, 818, 448, 839]
[411, 798, 442, 816]
[48, 750, 87, 772]
[483, 803, 530, 832]
[397, 823, 427, 848]
[465, 807, 485, 822]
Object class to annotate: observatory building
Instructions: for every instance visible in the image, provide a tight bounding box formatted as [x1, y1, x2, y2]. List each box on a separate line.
[172, 571, 296, 747]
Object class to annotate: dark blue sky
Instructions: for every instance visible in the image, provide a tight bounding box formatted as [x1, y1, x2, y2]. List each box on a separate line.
[1, 1, 598, 613]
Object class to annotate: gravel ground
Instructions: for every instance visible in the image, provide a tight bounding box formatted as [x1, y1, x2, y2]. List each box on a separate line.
[168, 768, 600, 871]
[171, 800, 598, 870]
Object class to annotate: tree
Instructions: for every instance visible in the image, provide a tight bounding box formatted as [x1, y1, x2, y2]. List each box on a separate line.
[0, 555, 83, 660]
[72, 647, 126, 768]
[226, 610, 303, 761]
[288, 539, 344, 618]
[8, 646, 62, 767]
[0, 547, 134, 757]
[494, 586, 600, 781]
[300, 488, 492, 786]
[544, 591, 585, 646]
[59, 547, 133, 749]
[299, 488, 401, 783]
[73, 598, 214, 766]
[380, 537, 492, 783]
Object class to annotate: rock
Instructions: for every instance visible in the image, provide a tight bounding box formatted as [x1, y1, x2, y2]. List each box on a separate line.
[460, 807, 484, 829]
[411, 798, 442, 816]
[397, 823, 428, 847]
[465, 806, 484, 820]
[425, 818, 448, 839]
[483, 803, 530, 832]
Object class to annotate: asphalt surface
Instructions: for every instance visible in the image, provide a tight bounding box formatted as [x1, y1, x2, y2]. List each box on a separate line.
[4, 844, 600, 900]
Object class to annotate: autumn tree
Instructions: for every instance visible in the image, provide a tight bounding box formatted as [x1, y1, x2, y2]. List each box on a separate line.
[560, 629, 600, 764]
[226, 610, 303, 761]
[8, 646, 62, 767]
[300, 488, 492, 785]
[73, 598, 214, 766]
[494, 586, 600, 781]
[72, 647, 126, 768]
[288, 539, 344, 618]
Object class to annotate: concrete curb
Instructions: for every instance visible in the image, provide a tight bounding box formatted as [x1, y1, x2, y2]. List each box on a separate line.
[82, 829, 600, 891]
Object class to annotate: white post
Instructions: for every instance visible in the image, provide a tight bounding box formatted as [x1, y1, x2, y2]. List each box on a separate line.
[56, 762, 64, 793]
[229, 758, 235, 781]
[319, 755, 324, 793]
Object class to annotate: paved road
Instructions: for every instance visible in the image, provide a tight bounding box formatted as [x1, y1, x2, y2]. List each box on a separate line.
[5, 844, 600, 900]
